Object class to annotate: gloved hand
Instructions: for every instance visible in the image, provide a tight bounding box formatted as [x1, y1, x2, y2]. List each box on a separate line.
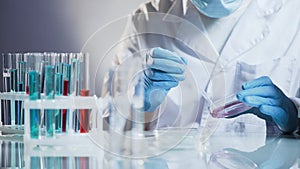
[143, 47, 187, 112]
[236, 76, 298, 133]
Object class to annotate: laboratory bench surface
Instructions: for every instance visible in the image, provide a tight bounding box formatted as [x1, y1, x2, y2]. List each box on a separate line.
[1, 124, 300, 169]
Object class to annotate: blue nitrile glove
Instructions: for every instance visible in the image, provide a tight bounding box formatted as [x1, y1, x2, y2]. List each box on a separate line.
[236, 76, 298, 133]
[143, 47, 187, 112]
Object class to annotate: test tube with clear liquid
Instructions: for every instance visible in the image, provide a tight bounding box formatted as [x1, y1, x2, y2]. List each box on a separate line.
[2, 53, 11, 125]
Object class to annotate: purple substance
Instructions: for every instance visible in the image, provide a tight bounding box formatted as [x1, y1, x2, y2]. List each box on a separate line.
[210, 100, 252, 118]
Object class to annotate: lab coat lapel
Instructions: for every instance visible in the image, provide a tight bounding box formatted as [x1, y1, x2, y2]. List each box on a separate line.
[164, 0, 220, 64]
[220, 0, 285, 66]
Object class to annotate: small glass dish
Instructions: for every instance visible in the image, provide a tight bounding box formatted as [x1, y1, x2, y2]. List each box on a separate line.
[209, 94, 252, 118]
[208, 150, 258, 169]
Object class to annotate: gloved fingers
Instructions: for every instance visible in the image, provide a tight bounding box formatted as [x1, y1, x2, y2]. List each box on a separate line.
[237, 86, 279, 101]
[151, 47, 187, 64]
[242, 76, 273, 90]
[242, 96, 281, 107]
[145, 69, 185, 81]
[151, 80, 179, 90]
[148, 57, 186, 74]
[259, 105, 287, 127]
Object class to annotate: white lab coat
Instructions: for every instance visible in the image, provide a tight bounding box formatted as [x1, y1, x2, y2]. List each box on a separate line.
[106, 0, 300, 134]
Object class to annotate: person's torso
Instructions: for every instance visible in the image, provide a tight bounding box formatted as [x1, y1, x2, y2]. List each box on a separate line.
[131, 0, 300, 131]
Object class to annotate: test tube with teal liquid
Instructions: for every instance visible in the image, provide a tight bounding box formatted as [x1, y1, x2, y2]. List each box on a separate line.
[55, 71, 63, 133]
[45, 65, 55, 137]
[29, 70, 41, 139]
[54, 61, 63, 133]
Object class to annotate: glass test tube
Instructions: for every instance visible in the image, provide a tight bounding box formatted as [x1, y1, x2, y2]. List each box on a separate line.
[40, 60, 49, 94]
[17, 61, 26, 125]
[80, 90, 90, 133]
[24, 53, 44, 94]
[54, 54, 63, 133]
[62, 63, 71, 132]
[24, 53, 31, 94]
[2, 53, 11, 125]
[79, 53, 91, 133]
[10, 69, 17, 125]
[71, 57, 82, 132]
[55, 72, 63, 133]
[45, 65, 55, 137]
[0, 53, 2, 125]
[29, 70, 41, 139]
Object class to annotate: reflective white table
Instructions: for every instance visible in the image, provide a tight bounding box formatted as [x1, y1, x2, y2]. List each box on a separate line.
[1, 122, 300, 169]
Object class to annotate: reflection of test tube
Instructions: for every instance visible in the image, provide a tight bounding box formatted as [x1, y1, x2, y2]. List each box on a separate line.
[62, 63, 71, 132]
[29, 70, 41, 139]
[45, 65, 55, 137]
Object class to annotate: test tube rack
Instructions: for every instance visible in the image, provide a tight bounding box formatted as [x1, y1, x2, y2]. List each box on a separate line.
[0, 92, 27, 134]
[23, 95, 104, 146]
[23, 95, 105, 168]
[0, 92, 106, 144]
[0, 92, 106, 168]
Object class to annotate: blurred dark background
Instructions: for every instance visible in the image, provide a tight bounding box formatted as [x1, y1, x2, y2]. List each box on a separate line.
[0, 0, 148, 95]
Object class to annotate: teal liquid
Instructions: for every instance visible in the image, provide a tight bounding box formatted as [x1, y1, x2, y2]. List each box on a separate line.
[45, 109, 54, 137]
[29, 71, 41, 139]
[55, 73, 63, 133]
[30, 157, 42, 169]
[45, 65, 55, 137]
[30, 109, 40, 139]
